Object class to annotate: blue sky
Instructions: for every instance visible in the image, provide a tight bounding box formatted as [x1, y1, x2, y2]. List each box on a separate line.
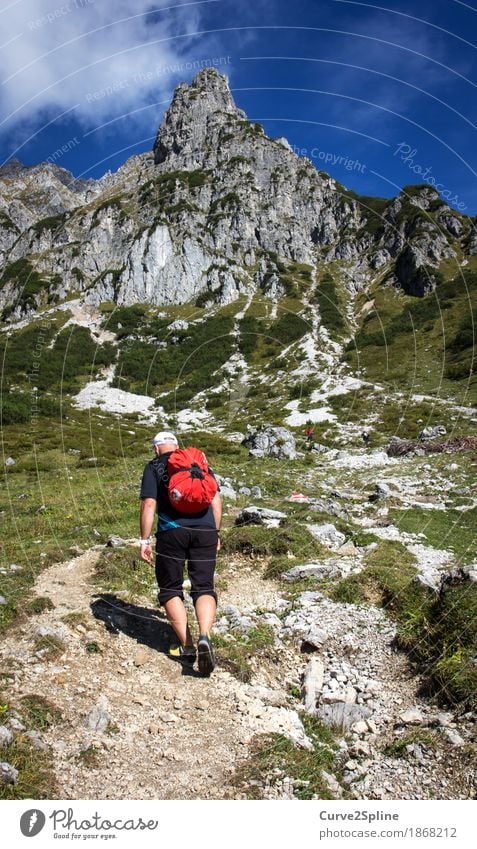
[0, 0, 475, 213]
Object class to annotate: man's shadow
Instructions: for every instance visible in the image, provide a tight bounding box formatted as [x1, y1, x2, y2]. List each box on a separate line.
[90, 593, 201, 676]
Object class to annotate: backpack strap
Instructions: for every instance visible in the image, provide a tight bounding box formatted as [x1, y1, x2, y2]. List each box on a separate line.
[150, 457, 169, 489]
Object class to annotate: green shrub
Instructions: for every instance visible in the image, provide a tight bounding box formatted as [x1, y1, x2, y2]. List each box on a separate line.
[31, 213, 67, 235]
[0, 392, 31, 424]
[26, 597, 55, 615]
[269, 312, 309, 345]
[238, 315, 260, 359]
[0, 259, 51, 311]
[312, 275, 345, 334]
[116, 314, 234, 397]
[103, 304, 147, 338]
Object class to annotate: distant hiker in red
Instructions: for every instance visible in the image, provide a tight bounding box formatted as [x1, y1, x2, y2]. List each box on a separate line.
[139, 431, 222, 676]
[305, 424, 314, 443]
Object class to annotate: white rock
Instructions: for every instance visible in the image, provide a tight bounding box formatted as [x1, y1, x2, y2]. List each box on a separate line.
[398, 709, 424, 725]
[0, 727, 13, 748]
[0, 762, 18, 784]
[442, 728, 464, 746]
[302, 658, 324, 714]
[307, 523, 346, 549]
[351, 720, 369, 735]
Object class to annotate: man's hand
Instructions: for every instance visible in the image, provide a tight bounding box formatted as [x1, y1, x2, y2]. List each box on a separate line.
[140, 543, 153, 564]
[140, 498, 156, 564]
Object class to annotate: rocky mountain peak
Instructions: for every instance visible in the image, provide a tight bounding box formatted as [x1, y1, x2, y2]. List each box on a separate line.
[153, 67, 246, 167]
[397, 184, 441, 210]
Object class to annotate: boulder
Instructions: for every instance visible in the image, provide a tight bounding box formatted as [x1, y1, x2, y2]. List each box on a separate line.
[106, 535, 126, 548]
[242, 425, 296, 459]
[419, 425, 446, 442]
[301, 626, 327, 650]
[219, 483, 237, 499]
[283, 562, 338, 582]
[307, 523, 346, 549]
[317, 703, 371, 731]
[235, 505, 286, 528]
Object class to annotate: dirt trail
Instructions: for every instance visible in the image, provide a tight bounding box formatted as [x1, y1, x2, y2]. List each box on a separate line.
[1, 550, 290, 799]
[1, 548, 474, 800]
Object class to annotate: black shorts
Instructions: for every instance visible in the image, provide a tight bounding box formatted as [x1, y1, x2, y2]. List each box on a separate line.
[155, 526, 218, 606]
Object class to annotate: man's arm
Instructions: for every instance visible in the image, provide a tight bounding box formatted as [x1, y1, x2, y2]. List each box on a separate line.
[211, 491, 222, 550]
[139, 497, 156, 563]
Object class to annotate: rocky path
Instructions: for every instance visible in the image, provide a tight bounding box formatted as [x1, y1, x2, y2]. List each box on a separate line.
[0, 544, 475, 800]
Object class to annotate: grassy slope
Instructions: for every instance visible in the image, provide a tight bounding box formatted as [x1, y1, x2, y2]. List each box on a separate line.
[344, 265, 477, 407]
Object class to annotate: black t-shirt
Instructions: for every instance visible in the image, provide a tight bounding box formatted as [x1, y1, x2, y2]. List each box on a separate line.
[139, 452, 218, 532]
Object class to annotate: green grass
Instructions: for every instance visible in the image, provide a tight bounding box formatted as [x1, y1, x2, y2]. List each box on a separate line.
[0, 695, 58, 798]
[18, 694, 62, 729]
[0, 407, 154, 631]
[383, 729, 438, 758]
[0, 736, 56, 799]
[344, 269, 477, 403]
[426, 579, 477, 708]
[221, 521, 329, 580]
[214, 624, 275, 682]
[32, 634, 66, 660]
[92, 546, 157, 599]
[390, 506, 477, 565]
[330, 541, 477, 709]
[232, 715, 339, 799]
[25, 597, 55, 615]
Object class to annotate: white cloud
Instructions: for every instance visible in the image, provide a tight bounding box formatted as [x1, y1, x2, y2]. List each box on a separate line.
[0, 0, 228, 144]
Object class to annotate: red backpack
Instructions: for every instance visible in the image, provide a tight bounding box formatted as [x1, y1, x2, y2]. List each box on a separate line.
[156, 447, 218, 514]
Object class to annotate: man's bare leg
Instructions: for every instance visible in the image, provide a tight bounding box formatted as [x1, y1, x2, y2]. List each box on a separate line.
[163, 597, 194, 646]
[195, 594, 216, 636]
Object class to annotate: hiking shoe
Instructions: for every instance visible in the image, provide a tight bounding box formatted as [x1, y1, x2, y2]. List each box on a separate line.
[197, 633, 215, 676]
[168, 643, 196, 664]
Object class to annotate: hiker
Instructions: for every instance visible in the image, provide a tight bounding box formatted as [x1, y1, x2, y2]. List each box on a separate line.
[361, 431, 370, 446]
[305, 424, 314, 443]
[139, 431, 222, 675]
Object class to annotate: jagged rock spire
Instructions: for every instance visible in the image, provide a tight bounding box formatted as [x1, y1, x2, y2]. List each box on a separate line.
[153, 67, 246, 167]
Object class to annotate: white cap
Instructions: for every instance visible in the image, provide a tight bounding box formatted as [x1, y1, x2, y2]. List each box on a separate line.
[152, 431, 178, 446]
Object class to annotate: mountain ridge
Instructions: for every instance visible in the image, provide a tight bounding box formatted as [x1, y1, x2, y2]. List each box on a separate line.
[1, 67, 475, 322]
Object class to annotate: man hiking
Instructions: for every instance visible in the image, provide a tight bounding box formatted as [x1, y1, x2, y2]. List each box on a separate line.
[139, 431, 222, 675]
[305, 423, 314, 450]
